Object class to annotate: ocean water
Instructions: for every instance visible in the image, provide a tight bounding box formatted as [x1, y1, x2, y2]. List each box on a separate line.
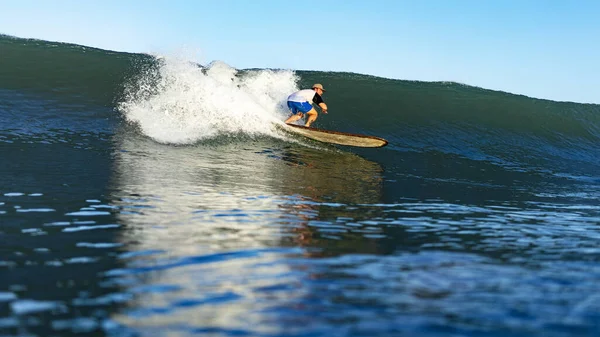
[1, 34, 600, 337]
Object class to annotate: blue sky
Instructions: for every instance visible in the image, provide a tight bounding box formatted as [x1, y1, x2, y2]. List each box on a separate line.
[1, 0, 599, 103]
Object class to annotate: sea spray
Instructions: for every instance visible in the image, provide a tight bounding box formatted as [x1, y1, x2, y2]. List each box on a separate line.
[118, 56, 299, 144]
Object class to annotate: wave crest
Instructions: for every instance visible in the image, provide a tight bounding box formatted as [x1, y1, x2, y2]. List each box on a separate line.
[118, 56, 298, 144]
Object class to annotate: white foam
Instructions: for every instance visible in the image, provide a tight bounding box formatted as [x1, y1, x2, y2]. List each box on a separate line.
[119, 55, 299, 144]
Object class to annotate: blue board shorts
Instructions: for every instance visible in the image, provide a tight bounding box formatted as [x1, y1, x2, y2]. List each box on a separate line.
[287, 101, 313, 115]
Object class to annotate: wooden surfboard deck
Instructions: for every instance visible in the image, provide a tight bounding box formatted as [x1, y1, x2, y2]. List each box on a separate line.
[283, 123, 388, 148]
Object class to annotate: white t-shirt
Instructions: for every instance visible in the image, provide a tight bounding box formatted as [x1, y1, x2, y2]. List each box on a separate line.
[287, 89, 317, 103]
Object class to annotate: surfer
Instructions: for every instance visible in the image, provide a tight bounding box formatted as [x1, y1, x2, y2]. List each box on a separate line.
[284, 83, 328, 127]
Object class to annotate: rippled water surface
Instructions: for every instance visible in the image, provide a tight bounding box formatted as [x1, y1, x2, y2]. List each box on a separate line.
[2, 131, 600, 337]
[2, 38, 600, 335]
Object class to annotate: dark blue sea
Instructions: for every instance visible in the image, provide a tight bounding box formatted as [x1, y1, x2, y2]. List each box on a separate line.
[1, 34, 600, 337]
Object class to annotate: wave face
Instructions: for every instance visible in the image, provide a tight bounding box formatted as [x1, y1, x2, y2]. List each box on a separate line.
[3, 34, 599, 176]
[2, 35, 600, 336]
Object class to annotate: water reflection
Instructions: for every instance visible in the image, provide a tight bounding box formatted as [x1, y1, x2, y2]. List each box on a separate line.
[101, 130, 600, 335]
[107, 132, 385, 333]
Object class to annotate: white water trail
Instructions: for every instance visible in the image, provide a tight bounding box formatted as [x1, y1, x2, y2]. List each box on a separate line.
[118, 55, 299, 144]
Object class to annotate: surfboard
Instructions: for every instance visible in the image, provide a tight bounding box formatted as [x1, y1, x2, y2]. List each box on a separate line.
[283, 123, 388, 148]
